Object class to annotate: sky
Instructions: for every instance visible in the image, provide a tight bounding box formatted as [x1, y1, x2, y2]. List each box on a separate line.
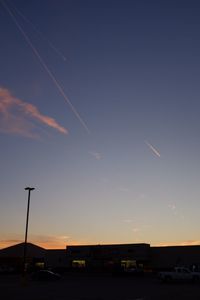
[1, 0, 200, 249]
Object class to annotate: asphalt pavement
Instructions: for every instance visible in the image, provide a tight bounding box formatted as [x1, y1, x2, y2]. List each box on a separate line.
[1, 273, 200, 300]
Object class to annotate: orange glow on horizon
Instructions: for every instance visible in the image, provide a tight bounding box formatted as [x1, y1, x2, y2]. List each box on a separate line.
[1, 238, 200, 250]
[153, 240, 200, 247]
[0, 236, 91, 250]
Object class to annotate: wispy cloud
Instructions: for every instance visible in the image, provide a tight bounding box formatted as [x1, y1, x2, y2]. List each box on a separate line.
[155, 240, 200, 247]
[168, 203, 185, 219]
[1, 0, 90, 134]
[168, 203, 176, 211]
[168, 203, 176, 210]
[119, 187, 130, 193]
[0, 239, 22, 249]
[145, 141, 161, 158]
[123, 219, 133, 223]
[89, 151, 102, 160]
[132, 227, 141, 233]
[123, 219, 142, 234]
[30, 235, 71, 249]
[0, 234, 92, 249]
[0, 235, 70, 249]
[0, 87, 68, 138]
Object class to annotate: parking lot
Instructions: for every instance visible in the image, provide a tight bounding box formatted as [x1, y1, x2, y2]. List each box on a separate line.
[1, 273, 200, 300]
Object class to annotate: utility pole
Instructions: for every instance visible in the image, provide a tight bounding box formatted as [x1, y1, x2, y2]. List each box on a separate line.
[23, 187, 35, 275]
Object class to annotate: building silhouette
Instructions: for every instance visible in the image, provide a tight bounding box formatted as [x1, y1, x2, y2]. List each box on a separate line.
[0, 242, 200, 273]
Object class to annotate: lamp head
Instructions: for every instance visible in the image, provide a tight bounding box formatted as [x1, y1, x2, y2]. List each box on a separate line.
[25, 187, 35, 191]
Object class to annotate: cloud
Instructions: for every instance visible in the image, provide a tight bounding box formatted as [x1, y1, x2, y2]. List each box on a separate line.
[0, 235, 71, 250]
[0, 239, 22, 249]
[132, 227, 140, 233]
[145, 141, 161, 158]
[123, 219, 142, 234]
[168, 203, 176, 211]
[0, 234, 94, 250]
[168, 203, 178, 215]
[1, 235, 199, 250]
[180, 240, 200, 246]
[0, 87, 68, 138]
[123, 219, 133, 223]
[119, 187, 130, 193]
[168, 203, 185, 218]
[30, 235, 71, 249]
[89, 151, 102, 160]
[155, 240, 200, 247]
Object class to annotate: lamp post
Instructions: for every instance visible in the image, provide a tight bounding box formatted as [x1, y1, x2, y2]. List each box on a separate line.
[23, 187, 35, 274]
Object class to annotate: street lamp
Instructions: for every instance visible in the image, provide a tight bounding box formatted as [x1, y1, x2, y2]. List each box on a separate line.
[23, 187, 35, 274]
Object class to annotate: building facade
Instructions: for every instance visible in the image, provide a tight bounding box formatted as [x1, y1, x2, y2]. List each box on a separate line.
[1, 242, 200, 273]
[66, 243, 151, 271]
[151, 245, 200, 271]
[0, 243, 46, 272]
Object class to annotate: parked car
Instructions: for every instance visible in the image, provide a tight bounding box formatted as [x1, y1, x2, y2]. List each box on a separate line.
[0, 266, 15, 274]
[31, 270, 61, 281]
[158, 267, 200, 282]
[124, 267, 144, 276]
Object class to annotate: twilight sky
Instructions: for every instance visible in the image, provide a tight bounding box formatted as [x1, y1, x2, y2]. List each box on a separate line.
[1, 0, 200, 249]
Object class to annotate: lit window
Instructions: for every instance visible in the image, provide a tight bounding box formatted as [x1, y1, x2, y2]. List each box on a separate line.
[35, 262, 45, 269]
[121, 260, 136, 270]
[72, 260, 86, 268]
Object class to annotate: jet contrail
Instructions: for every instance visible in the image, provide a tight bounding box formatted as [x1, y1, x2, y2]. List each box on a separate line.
[145, 141, 161, 158]
[1, 0, 90, 134]
[8, 0, 68, 62]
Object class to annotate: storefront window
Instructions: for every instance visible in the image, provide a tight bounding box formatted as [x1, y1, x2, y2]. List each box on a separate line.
[72, 260, 86, 268]
[35, 262, 45, 269]
[121, 260, 136, 270]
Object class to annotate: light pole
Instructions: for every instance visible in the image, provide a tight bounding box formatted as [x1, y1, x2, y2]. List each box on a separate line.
[23, 187, 35, 274]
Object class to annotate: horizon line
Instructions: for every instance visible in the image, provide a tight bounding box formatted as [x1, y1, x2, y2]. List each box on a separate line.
[1, 240, 200, 250]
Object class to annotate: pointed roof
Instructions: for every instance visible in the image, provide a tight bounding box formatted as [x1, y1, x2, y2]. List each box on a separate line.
[0, 242, 46, 257]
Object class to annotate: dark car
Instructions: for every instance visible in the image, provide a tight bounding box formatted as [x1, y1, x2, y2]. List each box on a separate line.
[31, 270, 61, 281]
[124, 267, 144, 276]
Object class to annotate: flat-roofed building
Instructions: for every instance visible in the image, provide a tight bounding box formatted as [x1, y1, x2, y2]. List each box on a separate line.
[151, 245, 200, 271]
[66, 243, 150, 271]
[45, 249, 66, 271]
[1, 242, 200, 273]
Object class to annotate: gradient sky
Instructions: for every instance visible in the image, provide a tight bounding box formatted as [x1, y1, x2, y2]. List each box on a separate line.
[1, 0, 200, 249]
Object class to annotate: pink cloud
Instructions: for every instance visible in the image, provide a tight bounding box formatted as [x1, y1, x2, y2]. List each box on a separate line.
[0, 87, 68, 138]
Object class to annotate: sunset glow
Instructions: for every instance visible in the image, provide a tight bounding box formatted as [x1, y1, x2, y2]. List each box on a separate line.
[1, 0, 200, 250]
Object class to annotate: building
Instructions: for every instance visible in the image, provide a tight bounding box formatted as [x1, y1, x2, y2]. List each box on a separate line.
[45, 249, 66, 271]
[0, 243, 46, 272]
[0, 242, 200, 273]
[66, 243, 150, 271]
[151, 245, 200, 271]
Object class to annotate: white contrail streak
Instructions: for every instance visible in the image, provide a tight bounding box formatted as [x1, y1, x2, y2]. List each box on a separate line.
[1, 0, 90, 134]
[145, 141, 161, 158]
[9, 0, 67, 62]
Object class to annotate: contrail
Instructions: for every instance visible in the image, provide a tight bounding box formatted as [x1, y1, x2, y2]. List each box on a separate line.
[145, 141, 161, 158]
[1, 0, 90, 134]
[8, 0, 68, 62]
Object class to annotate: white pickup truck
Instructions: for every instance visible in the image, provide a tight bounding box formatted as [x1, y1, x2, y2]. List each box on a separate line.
[158, 267, 200, 282]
